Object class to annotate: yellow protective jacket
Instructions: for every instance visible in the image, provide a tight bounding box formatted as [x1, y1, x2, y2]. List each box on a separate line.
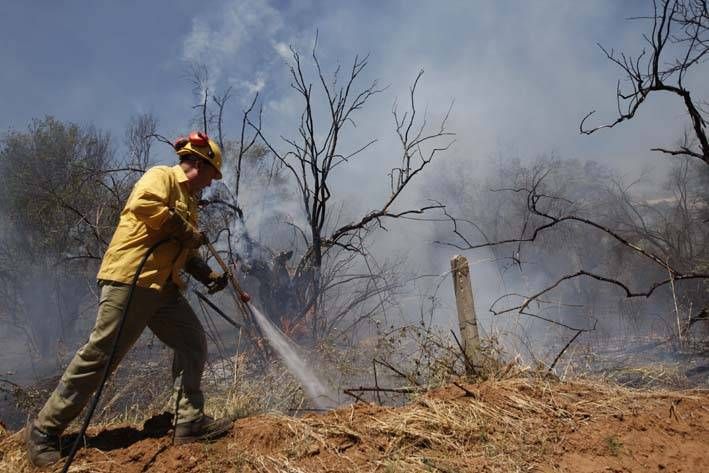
[97, 165, 198, 291]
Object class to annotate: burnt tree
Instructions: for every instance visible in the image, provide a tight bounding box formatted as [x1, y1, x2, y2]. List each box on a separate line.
[245, 45, 454, 340]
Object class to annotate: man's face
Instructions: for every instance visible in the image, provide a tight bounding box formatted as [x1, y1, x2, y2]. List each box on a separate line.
[189, 160, 218, 194]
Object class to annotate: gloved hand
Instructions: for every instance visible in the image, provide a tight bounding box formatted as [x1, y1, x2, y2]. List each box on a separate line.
[164, 211, 205, 249]
[206, 271, 229, 294]
[185, 256, 222, 290]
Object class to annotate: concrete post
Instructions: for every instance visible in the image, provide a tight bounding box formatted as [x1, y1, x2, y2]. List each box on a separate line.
[450, 255, 481, 373]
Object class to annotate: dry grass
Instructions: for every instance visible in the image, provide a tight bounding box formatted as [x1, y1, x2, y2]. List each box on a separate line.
[206, 376, 706, 473]
[3, 328, 707, 473]
[1, 374, 706, 473]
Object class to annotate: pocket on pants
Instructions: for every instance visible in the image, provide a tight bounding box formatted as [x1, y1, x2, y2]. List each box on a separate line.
[77, 341, 109, 365]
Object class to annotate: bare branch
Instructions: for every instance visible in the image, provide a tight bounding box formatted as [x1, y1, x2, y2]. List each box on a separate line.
[581, 0, 708, 165]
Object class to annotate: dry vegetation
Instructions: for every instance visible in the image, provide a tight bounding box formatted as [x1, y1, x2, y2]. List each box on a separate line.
[1, 371, 707, 473]
[1, 2, 707, 472]
[2, 299, 707, 473]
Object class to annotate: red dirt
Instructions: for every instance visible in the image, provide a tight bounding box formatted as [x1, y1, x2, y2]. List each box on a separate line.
[1, 378, 707, 472]
[545, 397, 708, 473]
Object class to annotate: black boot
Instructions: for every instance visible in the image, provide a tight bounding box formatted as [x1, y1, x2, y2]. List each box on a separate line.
[174, 415, 233, 445]
[25, 421, 61, 467]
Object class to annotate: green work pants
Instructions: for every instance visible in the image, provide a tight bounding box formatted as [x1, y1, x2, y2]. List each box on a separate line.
[35, 281, 207, 434]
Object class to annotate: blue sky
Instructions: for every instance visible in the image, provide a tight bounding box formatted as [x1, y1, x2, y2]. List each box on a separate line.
[2, 0, 706, 356]
[1, 0, 705, 177]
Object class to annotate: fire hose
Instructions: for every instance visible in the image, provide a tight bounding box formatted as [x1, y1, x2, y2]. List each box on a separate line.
[61, 237, 171, 473]
[204, 239, 252, 307]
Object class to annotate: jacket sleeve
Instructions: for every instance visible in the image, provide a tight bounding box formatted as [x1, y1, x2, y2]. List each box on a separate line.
[126, 168, 172, 230]
[185, 255, 214, 285]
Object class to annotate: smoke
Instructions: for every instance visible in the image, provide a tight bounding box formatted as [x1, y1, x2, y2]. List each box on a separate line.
[1, 3, 707, 426]
[200, 36, 706, 371]
[410, 151, 708, 364]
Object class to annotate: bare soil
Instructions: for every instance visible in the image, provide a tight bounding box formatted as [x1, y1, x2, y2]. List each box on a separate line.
[1, 377, 707, 472]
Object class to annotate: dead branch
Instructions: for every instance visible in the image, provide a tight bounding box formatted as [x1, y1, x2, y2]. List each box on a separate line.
[450, 330, 477, 376]
[243, 44, 453, 340]
[344, 386, 427, 394]
[189, 63, 210, 134]
[235, 93, 261, 199]
[199, 198, 244, 219]
[342, 389, 367, 403]
[547, 320, 597, 374]
[440, 164, 709, 319]
[580, 0, 708, 165]
[452, 381, 477, 398]
[372, 359, 382, 405]
[373, 358, 418, 385]
[212, 87, 233, 151]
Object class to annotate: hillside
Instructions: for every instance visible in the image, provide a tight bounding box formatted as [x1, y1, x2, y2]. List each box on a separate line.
[1, 376, 707, 472]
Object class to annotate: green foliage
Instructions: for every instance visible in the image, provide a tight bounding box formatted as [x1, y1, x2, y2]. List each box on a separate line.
[0, 116, 145, 354]
[0, 116, 114, 261]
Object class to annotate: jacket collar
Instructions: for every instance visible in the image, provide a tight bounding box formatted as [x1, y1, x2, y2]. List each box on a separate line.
[172, 164, 189, 184]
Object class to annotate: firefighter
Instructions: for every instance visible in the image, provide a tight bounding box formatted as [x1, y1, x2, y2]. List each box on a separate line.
[26, 132, 235, 467]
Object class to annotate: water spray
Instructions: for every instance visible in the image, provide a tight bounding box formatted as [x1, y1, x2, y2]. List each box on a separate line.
[248, 305, 336, 409]
[202, 240, 336, 409]
[179, 215, 333, 407]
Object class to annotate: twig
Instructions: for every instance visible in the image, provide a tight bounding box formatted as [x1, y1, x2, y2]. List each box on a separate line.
[345, 386, 427, 394]
[547, 321, 596, 375]
[667, 261, 683, 348]
[452, 382, 477, 398]
[374, 358, 419, 385]
[372, 359, 382, 405]
[450, 330, 477, 375]
[342, 389, 367, 403]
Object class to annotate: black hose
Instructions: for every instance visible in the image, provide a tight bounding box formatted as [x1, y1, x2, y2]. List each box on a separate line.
[193, 290, 243, 329]
[61, 238, 171, 473]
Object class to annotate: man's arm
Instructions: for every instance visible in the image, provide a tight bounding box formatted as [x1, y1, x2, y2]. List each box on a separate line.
[126, 167, 172, 230]
[127, 168, 203, 247]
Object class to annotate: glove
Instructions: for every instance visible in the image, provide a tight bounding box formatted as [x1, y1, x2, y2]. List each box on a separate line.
[206, 271, 229, 294]
[164, 211, 205, 249]
[185, 256, 228, 293]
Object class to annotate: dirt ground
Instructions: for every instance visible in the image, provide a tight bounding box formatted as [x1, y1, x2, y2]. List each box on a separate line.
[1, 377, 707, 472]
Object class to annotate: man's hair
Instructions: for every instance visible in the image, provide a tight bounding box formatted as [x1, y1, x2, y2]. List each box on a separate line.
[179, 154, 201, 165]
